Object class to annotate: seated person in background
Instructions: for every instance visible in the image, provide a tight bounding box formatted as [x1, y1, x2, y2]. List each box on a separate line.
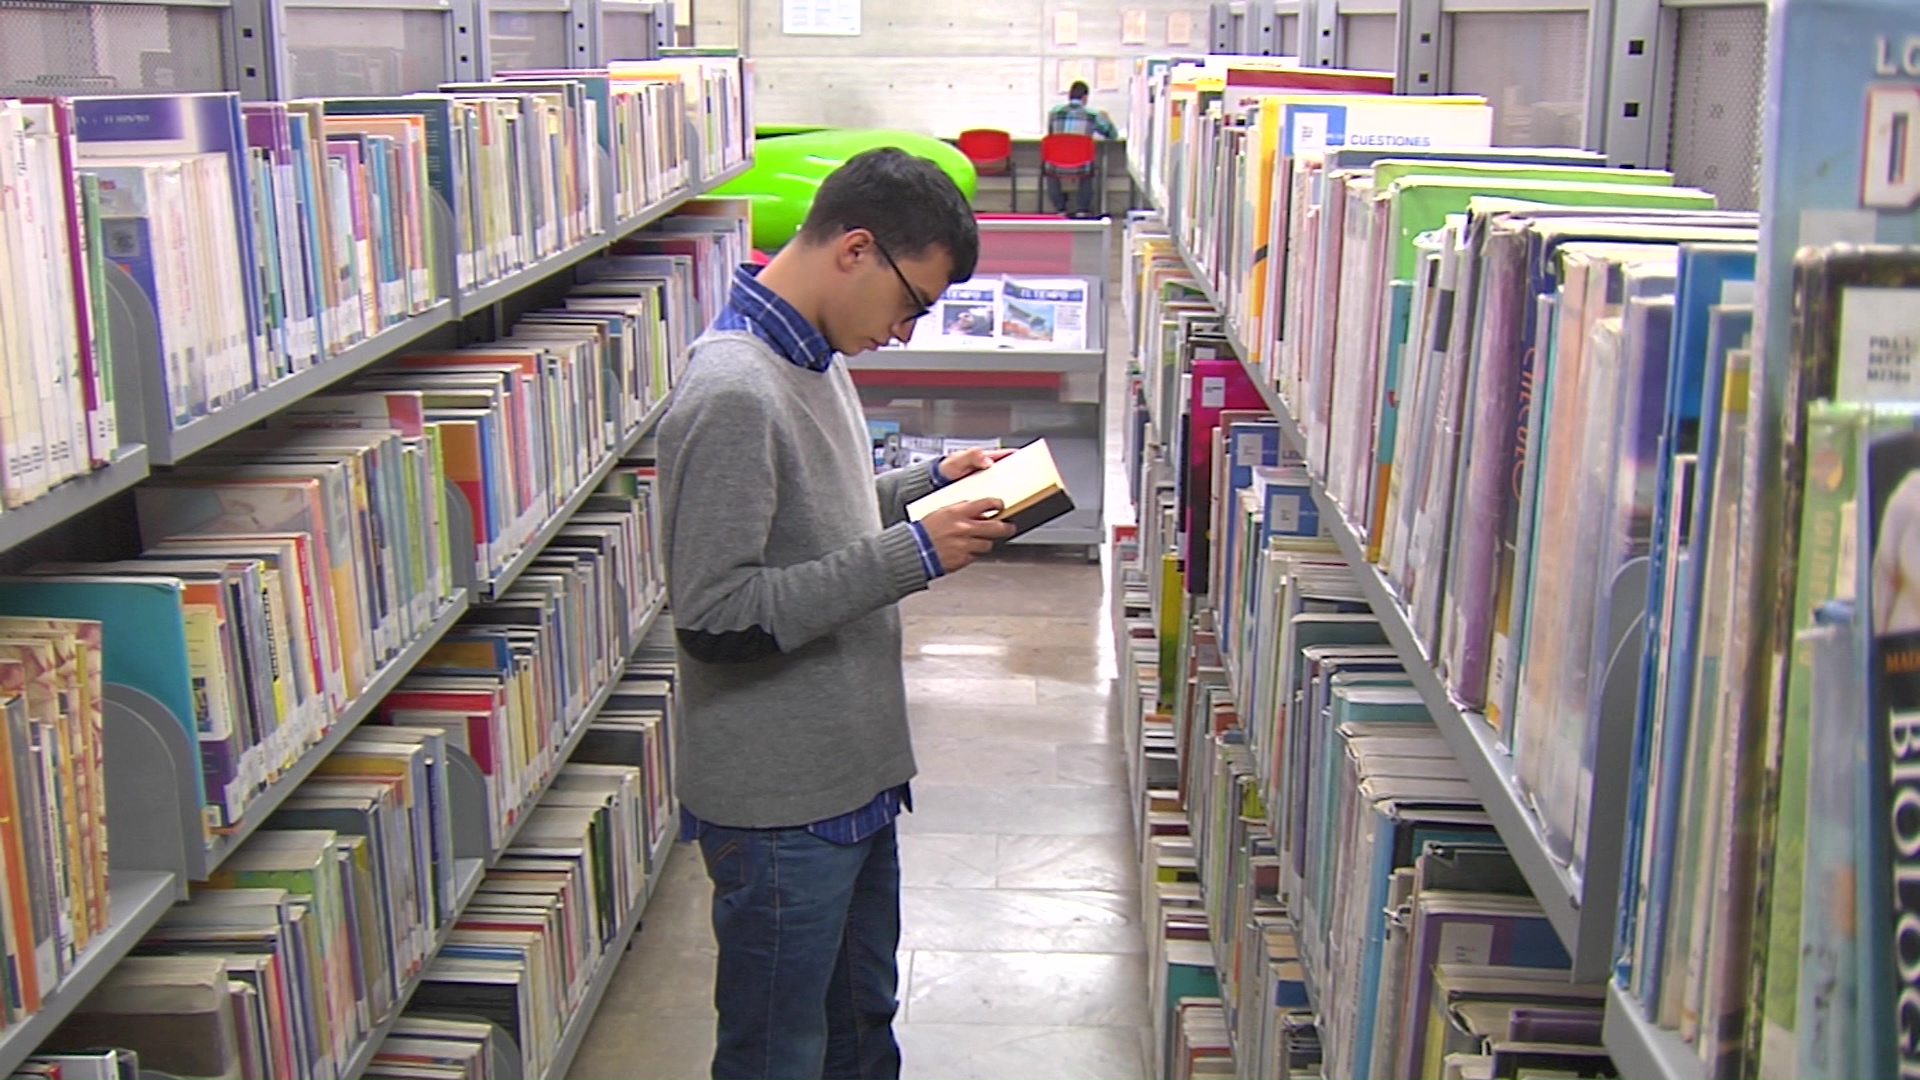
[1045, 80, 1116, 217]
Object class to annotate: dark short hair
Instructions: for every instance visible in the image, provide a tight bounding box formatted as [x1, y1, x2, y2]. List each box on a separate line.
[1069, 80, 1090, 100]
[797, 147, 979, 283]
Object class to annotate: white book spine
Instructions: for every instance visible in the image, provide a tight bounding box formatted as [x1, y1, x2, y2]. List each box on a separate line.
[0, 106, 51, 506]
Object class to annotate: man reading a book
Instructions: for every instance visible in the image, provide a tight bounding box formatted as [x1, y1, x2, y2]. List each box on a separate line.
[657, 147, 1014, 1080]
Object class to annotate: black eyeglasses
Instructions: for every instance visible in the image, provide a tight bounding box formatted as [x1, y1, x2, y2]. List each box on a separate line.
[868, 234, 934, 323]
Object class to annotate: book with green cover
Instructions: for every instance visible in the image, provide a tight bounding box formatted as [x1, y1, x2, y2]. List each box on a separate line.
[1369, 159, 1676, 195]
[1388, 177, 1719, 280]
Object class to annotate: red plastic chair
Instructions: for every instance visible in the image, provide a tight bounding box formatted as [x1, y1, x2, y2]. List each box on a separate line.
[957, 128, 1018, 211]
[1038, 132, 1100, 215]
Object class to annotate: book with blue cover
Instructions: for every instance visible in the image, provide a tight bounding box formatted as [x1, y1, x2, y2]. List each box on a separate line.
[1611, 243, 1754, 1020]
[71, 93, 264, 392]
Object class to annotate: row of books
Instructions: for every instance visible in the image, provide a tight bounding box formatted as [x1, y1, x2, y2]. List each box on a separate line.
[368, 619, 679, 1080]
[379, 466, 667, 859]
[1, 414, 465, 832]
[35, 618, 675, 1078]
[461, 193, 745, 583]
[54, 724, 466, 1079]
[0, 208, 730, 857]
[1119, 447, 1309, 1080]
[0, 188, 733, 1056]
[1120, 182, 1568, 1071]
[386, 749, 670, 1079]
[1133, 44, 1702, 953]
[1115, 406, 1620, 1078]
[1127, 1, 1920, 1071]
[0, 618, 109, 1030]
[0, 99, 121, 510]
[0, 54, 747, 509]
[1617, 3, 1920, 1077]
[8, 1048, 142, 1079]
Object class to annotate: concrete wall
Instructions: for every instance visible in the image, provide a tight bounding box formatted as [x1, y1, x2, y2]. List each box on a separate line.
[695, 0, 744, 49]
[741, 0, 1209, 138]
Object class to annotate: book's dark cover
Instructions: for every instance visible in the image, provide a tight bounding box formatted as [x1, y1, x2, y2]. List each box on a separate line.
[1001, 487, 1075, 539]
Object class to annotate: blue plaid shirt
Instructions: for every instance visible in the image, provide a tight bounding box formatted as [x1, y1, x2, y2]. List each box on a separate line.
[680, 263, 947, 845]
[1046, 101, 1117, 176]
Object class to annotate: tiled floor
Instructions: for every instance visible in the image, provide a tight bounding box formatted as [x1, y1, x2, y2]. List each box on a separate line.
[566, 223, 1144, 1079]
[564, 550, 1148, 1079]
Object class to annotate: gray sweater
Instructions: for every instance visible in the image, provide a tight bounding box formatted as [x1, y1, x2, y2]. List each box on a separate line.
[656, 330, 940, 828]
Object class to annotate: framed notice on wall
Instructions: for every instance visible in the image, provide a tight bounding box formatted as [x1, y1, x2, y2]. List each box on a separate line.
[783, 0, 860, 35]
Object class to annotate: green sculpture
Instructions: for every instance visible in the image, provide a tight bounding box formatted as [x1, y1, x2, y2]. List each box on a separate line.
[714, 127, 980, 251]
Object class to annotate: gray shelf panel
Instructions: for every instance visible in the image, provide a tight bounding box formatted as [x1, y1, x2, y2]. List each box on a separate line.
[0, 869, 178, 1079]
[1157, 228, 1602, 977]
[1603, 982, 1708, 1080]
[484, 591, 666, 866]
[848, 350, 1107, 375]
[479, 422, 653, 601]
[339, 855, 489, 1079]
[608, 158, 754, 239]
[643, 823, 676, 908]
[150, 304, 455, 465]
[450, 855, 488, 916]
[541, 890, 646, 1080]
[634, 392, 672, 441]
[0, 446, 151, 557]
[457, 233, 620, 316]
[201, 591, 473, 877]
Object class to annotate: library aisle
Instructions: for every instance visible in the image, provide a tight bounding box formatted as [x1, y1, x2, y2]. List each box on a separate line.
[568, 554, 1148, 1080]
[568, 235, 1147, 1080]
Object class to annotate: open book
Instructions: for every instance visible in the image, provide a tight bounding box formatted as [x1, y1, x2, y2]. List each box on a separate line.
[905, 438, 1076, 537]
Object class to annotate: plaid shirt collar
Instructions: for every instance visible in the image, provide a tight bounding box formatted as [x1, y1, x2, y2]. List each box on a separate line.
[715, 263, 836, 372]
[1049, 101, 1098, 133]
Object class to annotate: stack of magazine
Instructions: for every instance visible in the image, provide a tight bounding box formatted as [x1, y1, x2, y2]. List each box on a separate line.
[907, 275, 1091, 350]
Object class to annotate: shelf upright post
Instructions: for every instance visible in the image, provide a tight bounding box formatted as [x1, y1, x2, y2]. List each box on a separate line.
[568, 0, 596, 67]
[227, 0, 290, 100]
[1302, 0, 1343, 67]
[1395, 0, 1442, 93]
[1599, 0, 1677, 167]
[1243, 3, 1280, 54]
[650, 1, 673, 52]
[448, 0, 482, 82]
[1208, 2, 1236, 52]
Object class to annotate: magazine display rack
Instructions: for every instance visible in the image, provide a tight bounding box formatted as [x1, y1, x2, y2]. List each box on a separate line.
[845, 218, 1113, 559]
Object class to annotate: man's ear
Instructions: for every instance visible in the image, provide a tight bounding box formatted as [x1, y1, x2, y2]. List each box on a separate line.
[830, 227, 871, 273]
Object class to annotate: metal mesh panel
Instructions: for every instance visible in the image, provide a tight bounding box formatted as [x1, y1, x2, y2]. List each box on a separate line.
[1340, 12, 1396, 73]
[602, 9, 655, 60]
[1279, 12, 1299, 55]
[1446, 10, 1587, 147]
[286, 8, 448, 96]
[0, 0, 225, 93]
[1667, 4, 1765, 211]
[487, 8, 567, 73]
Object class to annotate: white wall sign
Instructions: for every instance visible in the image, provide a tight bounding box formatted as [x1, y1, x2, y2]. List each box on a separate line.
[783, 0, 860, 36]
[1053, 10, 1079, 46]
[1166, 10, 1192, 45]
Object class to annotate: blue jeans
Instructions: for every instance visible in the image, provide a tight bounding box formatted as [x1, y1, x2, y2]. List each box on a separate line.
[698, 822, 903, 1079]
[1046, 170, 1097, 215]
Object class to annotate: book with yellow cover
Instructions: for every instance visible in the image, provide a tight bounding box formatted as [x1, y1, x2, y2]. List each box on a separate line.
[905, 438, 1075, 538]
